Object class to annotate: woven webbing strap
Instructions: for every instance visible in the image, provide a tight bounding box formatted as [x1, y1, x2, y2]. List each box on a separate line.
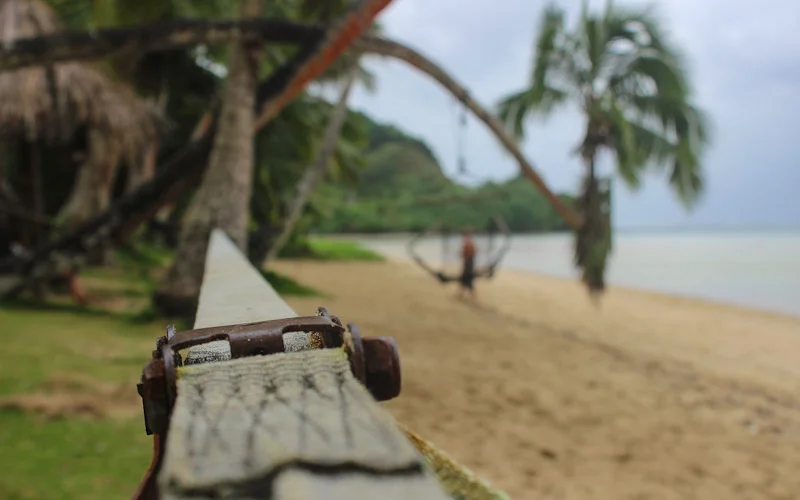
[401, 425, 511, 500]
[160, 348, 447, 498]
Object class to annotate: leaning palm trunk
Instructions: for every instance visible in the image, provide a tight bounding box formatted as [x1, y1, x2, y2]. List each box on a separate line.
[153, 41, 258, 316]
[357, 38, 582, 230]
[263, 62, 359, 264]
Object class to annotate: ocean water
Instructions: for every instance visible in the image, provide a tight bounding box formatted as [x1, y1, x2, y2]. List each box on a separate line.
[351, 231, 800, 318]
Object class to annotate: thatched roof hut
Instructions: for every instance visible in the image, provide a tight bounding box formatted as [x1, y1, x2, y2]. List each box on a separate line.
[0, 0, 157, 162]
[0, 0, 161, 248]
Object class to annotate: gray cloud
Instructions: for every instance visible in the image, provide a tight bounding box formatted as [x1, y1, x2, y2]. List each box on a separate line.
[350, 0, 800, 228]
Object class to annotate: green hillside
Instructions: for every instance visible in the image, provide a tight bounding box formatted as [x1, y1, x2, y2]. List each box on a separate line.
[310, 112, 573, 234]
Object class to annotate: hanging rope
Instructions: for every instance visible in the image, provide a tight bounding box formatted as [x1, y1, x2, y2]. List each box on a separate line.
[457, 104, 468, 177]
[450, 97, 472, 180]
[484, 217, 496, 269]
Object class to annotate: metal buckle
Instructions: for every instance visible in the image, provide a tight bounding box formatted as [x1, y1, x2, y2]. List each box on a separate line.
[136, 306, 400, 437]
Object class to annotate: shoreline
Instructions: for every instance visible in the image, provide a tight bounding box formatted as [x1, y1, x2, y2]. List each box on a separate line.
[312, 226, 800, 238]
[327, 231, 800, 319]
[385, 254, 800, 321]
[274, 257, 800, 498]
[501, 263, 800, 321]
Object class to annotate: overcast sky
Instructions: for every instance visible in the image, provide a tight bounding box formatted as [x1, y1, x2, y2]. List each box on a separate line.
[348, 0, 800, 229]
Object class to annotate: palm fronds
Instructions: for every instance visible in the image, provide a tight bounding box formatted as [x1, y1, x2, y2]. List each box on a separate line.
[496, 1, 710, 295]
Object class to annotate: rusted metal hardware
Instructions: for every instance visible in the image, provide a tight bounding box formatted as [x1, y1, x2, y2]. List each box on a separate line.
[136, 306, 402, 438]
[347, 322, 401, 402]
[134, 308, 403, 499]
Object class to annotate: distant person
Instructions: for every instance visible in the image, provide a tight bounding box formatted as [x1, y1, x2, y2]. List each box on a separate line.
[457, 227, 478, 302]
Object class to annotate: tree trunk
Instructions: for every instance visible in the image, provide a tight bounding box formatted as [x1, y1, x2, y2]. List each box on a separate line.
[263, 62, 359, 264]
[56, 129, 120, 264]
[575, 151, 611, 296]
[29, 143, 43, 242]
[153, 38, 259, 317]
[247, 192, 278, 266]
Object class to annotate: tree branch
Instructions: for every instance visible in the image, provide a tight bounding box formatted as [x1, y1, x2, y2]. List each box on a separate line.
[0, 18, 323, 71]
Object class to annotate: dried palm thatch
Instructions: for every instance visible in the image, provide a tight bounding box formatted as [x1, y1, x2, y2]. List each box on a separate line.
[0, 0, 156, 163]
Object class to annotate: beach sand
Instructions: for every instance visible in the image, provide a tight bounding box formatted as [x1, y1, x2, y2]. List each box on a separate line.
[274, 258, 800, 499]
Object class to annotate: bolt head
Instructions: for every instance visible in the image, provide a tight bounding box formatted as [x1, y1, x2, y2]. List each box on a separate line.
[362, 337, 401, 401]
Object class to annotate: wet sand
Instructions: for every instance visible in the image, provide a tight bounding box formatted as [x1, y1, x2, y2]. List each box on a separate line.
[274, 259, 800, 499]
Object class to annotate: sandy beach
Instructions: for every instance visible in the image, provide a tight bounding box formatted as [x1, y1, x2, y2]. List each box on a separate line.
[274, 258, 800, 499]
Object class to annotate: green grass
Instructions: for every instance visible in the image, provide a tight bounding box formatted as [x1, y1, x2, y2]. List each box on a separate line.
[259, 270, 322, 297]
[0, 304, 159, 499]
[305, 238, 384, 261]
[0, 241, 331, 499]
[0, 306, 159, 398]
[0, 412, 151, 499]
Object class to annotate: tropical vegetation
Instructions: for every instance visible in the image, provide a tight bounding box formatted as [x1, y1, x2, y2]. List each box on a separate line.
[0, 0, 709, 308]
[311, 112, 573, 234]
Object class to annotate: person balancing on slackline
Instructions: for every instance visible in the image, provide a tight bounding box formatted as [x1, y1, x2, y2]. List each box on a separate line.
[407, 220, 511, 301]
[457, 227, 478, 303]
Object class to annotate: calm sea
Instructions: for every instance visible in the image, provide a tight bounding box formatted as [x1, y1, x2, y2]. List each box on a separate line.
[348, 231, 800, 318]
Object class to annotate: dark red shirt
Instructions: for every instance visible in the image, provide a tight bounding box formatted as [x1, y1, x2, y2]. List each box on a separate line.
[461, 237, 476, 259]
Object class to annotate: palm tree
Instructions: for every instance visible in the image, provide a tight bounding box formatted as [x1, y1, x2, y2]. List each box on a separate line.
[154, 0, 262, 314]
[497, 1, 710, 293]
[155, 0, 385, 314]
